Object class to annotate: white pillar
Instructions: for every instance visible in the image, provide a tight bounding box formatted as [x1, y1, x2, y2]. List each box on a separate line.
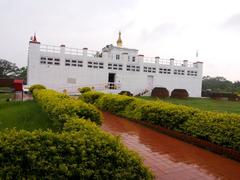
[170, 58, 174, 66]
[155, 56, 160, 64]
[138, 54, 144, 62]
[83, 47, 88, 56]
[122, 53, 128, 64]
[60, 44, 65, 54]
[183, 60, 188, 67]
[27, 41, 41, 86]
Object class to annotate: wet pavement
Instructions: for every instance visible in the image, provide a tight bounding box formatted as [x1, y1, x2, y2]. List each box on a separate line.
[101, 112, 240, 180]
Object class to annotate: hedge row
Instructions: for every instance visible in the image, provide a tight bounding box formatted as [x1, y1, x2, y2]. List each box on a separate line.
[33, 89, 102, 129]
[0, 118, 153, 179]
[81, 91, 240, 152]
[0, 89, 153, 179]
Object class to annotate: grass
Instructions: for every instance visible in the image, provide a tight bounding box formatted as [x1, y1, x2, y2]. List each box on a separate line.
[0, 100, 52, 131]
[139, 96, 240, 114]
[0, 93, 13, 103]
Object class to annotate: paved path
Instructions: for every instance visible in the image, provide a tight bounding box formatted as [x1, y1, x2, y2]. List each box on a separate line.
[15, 92, 33, 101]
[101, 112, 240, 180]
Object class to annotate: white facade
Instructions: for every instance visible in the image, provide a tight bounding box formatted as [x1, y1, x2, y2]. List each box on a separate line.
[27, 37, 203, 97]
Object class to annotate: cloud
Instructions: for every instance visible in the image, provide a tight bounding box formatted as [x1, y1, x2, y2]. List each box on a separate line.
[138, 23, 180, 43]
[221, 13, 240, 30]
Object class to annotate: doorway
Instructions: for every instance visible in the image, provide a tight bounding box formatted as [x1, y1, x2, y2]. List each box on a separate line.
[108, 73, 115, 89]
[147, 75, 154, 89]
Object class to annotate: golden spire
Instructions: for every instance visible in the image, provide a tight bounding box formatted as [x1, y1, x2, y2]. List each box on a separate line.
[117, 31, 123, 47]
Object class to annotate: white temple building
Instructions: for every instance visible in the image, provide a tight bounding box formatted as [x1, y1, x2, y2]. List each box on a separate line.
[27, 33, 203, 97]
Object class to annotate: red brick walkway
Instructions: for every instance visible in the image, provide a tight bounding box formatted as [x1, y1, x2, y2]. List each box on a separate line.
[101, 112, 240, 180]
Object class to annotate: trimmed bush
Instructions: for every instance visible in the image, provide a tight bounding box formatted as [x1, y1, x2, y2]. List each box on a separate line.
[85, 92, 240, 152]
[181, 112, 240, 151]
[80, 91, 105, 104]
[171, 89, 189, 98]
[151, 87, 169, 98]
[0, 121, 153, 179]
[29, 84, 46, 93]
[96, 94, 135, 115]
[119, 91, 133, 96]
[113, 98, 199, 130]
[33, 89, 102, 129]
[78, 87, 92, 94]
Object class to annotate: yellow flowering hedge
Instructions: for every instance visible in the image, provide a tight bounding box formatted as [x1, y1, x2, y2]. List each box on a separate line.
[83, 92, 240, 152]
[0, 118, 153, 179]
[0, 89, 153, 179]
[33, 89, 102, 129]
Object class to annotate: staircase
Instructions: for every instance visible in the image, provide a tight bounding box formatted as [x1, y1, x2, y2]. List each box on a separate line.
[135, 89, 150, 97]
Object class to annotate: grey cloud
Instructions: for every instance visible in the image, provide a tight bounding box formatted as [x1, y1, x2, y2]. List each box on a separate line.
[138, 23, 180, 43]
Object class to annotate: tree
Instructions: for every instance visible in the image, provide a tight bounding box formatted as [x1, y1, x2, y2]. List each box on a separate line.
[202, 76, 240, 93]
[16, 66, 27, 82]
[0, 59, 19, 78]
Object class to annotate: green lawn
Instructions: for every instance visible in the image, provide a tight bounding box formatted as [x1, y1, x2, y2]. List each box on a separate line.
[0, 100, 52, 131]
[139, 96, 240, 114]
[0, 93, 13, 103]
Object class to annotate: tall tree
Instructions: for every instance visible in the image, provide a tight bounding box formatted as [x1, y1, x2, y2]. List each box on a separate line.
[0, 59, 18, 78]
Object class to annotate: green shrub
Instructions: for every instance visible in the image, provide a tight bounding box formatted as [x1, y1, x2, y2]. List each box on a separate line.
[0, 123, 153, 179]
[181, 111, 240, 151]
[93, 92, 240, 152]
[96, 94, 135, 115]
[80, 91, 105, 104]
[33, 89, 102, 129]
[78, 87, 92, 94]
[125, 99, 199, 130]
[29, 84, 46, 93]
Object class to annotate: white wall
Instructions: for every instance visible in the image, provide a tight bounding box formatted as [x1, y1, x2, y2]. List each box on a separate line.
[27, 42, 203, 97]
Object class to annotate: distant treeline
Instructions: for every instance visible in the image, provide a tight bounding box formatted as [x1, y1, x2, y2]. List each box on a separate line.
[202, 76, 240, 94]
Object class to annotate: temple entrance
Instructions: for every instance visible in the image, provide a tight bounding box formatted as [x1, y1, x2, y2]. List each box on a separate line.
[147, 75, 154, 89]
[108, 73, 116, 89]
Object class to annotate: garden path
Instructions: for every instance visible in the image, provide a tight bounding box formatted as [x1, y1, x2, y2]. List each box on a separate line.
[101, 112, 240, 180]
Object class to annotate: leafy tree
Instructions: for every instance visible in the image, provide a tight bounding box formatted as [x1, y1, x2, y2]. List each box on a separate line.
[16, 66, 27, 82]
[0, 59, 18, 78]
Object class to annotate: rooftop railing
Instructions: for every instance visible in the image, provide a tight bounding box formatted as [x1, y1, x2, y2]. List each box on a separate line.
[40, 44, 61, 53]
[39, 44, 198, 68]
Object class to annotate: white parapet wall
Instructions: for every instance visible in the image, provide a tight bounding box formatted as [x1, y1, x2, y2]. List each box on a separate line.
[27, 41, 203, 97]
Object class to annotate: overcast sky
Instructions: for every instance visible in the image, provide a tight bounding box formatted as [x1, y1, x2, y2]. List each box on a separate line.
[0, 0, 240, 81]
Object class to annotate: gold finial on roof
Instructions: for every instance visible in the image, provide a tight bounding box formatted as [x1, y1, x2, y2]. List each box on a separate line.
[117, 31, 122, 47]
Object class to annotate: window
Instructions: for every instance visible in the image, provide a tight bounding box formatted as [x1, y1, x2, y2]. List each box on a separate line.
[159, 68, 171, 74]
[108, 63, 122, 70]
[65, 59, 83, 67]
[40, 57, 46, 64]
[144, 66, 156, 73]
[54, 58, 60, 65]
[40, 57, 60, 66]
[127, 65, 140, 72]
[88, 61, 104, 69]
[116, 54, 120, 60]
[174, 69, 185, 75]
[132, 57, 136, 62]
[187, 70, 197, 76]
